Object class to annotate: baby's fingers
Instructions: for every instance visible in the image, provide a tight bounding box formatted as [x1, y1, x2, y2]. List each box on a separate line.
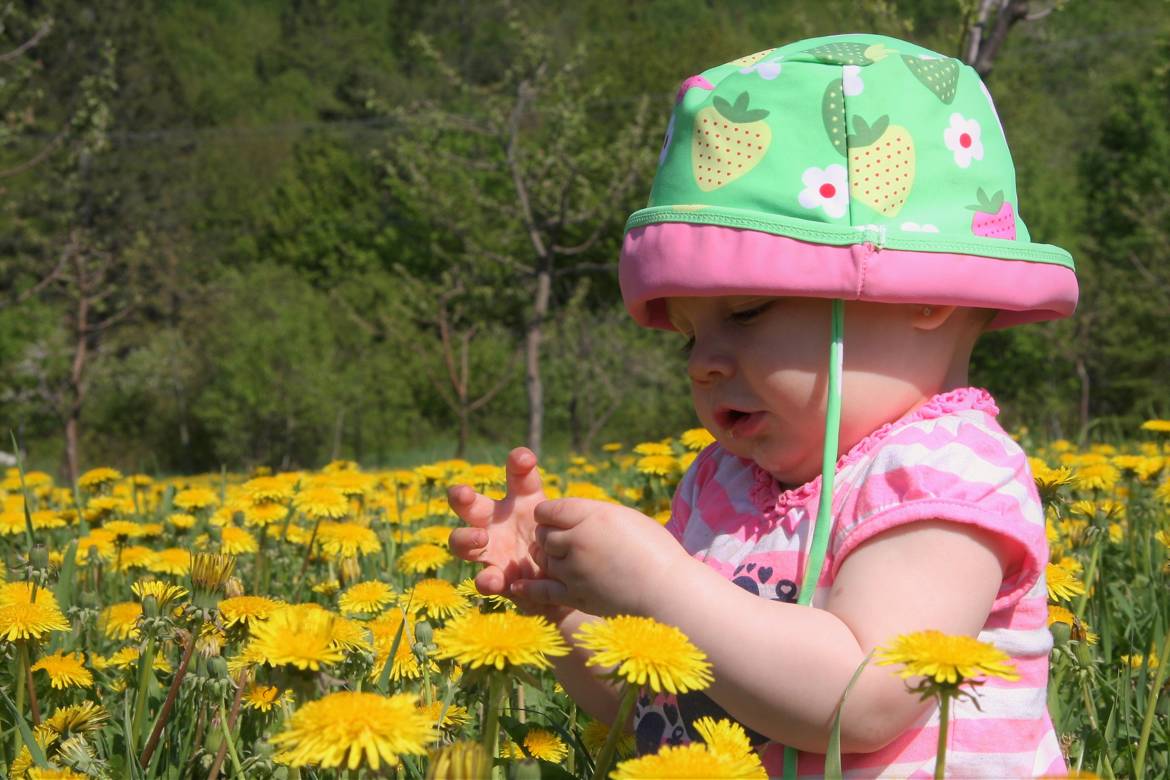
[447, 484, 494, 528]
[505, 447, 544, 498]
[448, 526, 488, 560]
[510, 578, 570, 607]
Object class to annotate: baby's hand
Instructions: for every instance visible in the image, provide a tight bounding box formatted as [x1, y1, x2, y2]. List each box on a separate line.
[447, 447, 564, 617]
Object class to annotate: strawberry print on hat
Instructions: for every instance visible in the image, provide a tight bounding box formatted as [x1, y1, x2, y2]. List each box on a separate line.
[944, 113, 984, 168]
[847, 114, 916, 217]
[691, 91, 772, 192]
[798, 164, 849, 218]
[968, 188, 1016, 239]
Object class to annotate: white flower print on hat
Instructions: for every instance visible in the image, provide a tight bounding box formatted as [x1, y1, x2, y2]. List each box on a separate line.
[944, 113, 984, 168]
[798, 164, 849, 219]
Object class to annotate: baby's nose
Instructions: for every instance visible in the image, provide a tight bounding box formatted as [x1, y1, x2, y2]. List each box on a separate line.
[686, 340, 736, 384]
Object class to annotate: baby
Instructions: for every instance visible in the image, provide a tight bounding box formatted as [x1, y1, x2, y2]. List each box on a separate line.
[450, 33, 1077, 778]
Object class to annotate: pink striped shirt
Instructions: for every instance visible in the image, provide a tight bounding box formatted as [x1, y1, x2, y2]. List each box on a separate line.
[634, 386, 1067, 778]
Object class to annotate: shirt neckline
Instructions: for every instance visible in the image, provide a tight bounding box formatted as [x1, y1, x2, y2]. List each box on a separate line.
[746, 386, 1000, 520]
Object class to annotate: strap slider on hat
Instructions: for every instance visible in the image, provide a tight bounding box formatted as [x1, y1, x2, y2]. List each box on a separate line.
[855, 223, 887, 251]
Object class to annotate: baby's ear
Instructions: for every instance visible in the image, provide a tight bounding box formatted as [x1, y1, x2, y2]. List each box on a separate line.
[909, 304, 958, 331]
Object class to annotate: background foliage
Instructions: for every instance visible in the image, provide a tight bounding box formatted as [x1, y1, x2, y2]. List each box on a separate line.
[2, 0, 1169, 477]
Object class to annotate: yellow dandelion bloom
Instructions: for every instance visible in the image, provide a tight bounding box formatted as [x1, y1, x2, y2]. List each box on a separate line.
[1074, 463, 1119, 492]
[412, 525, 454, 546]
[611, 717, 766, 779]
[519, 728, 568, 763]
[29, 510, 65, 530]
[574, 616, 712, 695]
[633, 442, 672, 457]
[219, 525, 259, 555]
[243, 684, 293, 712]
[876, 630, 1020, 686]
[145, 547, 191, 576]
[130, 580, 188, 609]
[247, 605, 346, 671]
[99, 601, 142, 640]
[1140, 419, 1170, 433]
[636, 454, 679, 477]
[270, 691, 433, 770]
[173, 487, 219, 512]
[294, 486, 350, 520]
[318, 521, 381, 558]
[407, 578, 469, 620]
[420, 700, 469, 729]
[602, 442, 623, 452]
[680, 428, 716, 451]
[368, 610, 423, 682]
[1047, 562, 1087, 602]
[1120, 651, 1160, 670]
[43, 701, 108, 736]
[243, 501, 287, 528]
[339, 581, 397, 615]
[433, 611, 569, 671]
[31, 651, 92, 689]
[0, 583, 71, 641]
[244, 476, 293, 504]
[78, 467, 123, 492]
[219, 595, 283, 627]
[397, 543, 452, 574]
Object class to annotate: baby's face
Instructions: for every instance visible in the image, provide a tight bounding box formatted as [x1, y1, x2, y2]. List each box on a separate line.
[665, 295, 968, 488]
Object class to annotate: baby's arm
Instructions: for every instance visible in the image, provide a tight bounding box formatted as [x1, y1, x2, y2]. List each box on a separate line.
[447, 448, 626, 724]
[519, 502, 1013, 754]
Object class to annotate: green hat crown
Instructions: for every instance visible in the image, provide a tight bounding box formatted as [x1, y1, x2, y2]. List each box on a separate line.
[634, 33, 1072, 267]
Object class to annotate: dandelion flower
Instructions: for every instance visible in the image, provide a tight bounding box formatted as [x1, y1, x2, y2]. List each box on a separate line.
[412, 525, 455, 546]
[368, 610, 424, 682]
[318, 521, 381, 557]
[99, 601, 142, 641]
[407, 578, 469, 620]
[43, 701, 108, 737]
[633, 442, 672, 457]
[0, 583, 71, 641]
[636, 455, 679, 477]
[78, 467, 123, 492]
[247, 605, 347, 671]
[270, 691, 433, 770]
[243, 684, 292, 712]
[1121, 651, 1160, 670]
[244, 476, 293, 504]
[1074, 463, 1119, 492]
[582, 720, 635, 758]
[1047, 562, 1087, 602]
[218, 595, 283, 628]
[573, 615, 713, 694]
[339, 581, 397, 615]
[680, 428, 716, 451]
[433, 611, 569, 671]
[31, 651, 93, 689]
[27, 766, 89, 779]
[397, 543, 452, 574]
[611, 717, 766, 779]
[131, 580, 189, 609]
[294, 486, 350, 520]
[519, 727, 568, 763]
[173, 487, 219, 512]
[1140, 419, 1170, 433]
[243, 501, 287, 528]
[876, 630, 1020, 686]
[420, 701, 469, 730]
[220, 525, 259, 555]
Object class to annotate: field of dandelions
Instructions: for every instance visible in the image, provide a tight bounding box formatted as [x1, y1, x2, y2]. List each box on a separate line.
[0, 422, 1168, 779]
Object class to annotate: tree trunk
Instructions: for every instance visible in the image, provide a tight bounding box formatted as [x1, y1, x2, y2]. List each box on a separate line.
[525, 266, 552, 458]
[457, 407, 469, 459]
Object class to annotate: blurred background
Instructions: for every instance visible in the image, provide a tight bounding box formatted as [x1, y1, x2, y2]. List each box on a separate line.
[1, 0, 1168, 481]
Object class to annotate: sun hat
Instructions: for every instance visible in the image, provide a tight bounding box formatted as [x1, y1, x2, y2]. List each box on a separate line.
[619, 34, 1078, 779]
[620, 33, 1078, 331]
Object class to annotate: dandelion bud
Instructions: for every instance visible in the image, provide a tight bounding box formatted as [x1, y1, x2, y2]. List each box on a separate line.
[415, 619, 434, 646]
[1049, 620, 1070, 648]
[29, 544, 50, 569]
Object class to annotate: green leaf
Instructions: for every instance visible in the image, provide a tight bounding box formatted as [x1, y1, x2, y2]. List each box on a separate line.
[0, 686, 50, 768]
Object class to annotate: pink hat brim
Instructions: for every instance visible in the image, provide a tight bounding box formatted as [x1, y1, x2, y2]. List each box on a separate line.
[620, 222, 1078, 331]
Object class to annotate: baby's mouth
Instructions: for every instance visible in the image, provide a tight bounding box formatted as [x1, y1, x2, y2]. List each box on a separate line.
[714, 406, 756, 430]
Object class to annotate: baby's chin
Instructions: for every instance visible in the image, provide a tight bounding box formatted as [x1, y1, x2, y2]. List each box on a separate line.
[723, 436, 820, 489]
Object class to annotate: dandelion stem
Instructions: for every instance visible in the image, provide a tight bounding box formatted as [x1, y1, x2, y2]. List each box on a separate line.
[132, 635, 157, 749]
[1134, 625, 1170, 778]
[934, 692, 950, 780]
[23, 644, 40, 725]
[481, 672, 507, 759]
[208, 673, 249, 780]
[140, 629, 197, 768]
[594, 683, 638, 780]
[13, 641, 27, 754]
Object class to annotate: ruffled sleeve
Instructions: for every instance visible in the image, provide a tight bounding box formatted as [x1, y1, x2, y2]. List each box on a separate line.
[828, 407, 1047, 612]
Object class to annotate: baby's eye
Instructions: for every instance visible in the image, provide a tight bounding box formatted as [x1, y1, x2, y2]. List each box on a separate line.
[729, 302, 772, 324]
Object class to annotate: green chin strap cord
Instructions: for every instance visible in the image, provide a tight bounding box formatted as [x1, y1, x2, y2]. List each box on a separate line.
[782, 298, 844, 780]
